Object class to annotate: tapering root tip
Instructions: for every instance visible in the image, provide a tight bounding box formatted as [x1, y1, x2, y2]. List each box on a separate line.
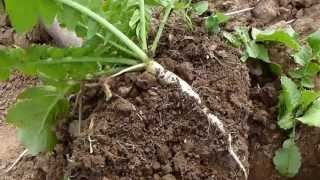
[147, 61, 248, 179]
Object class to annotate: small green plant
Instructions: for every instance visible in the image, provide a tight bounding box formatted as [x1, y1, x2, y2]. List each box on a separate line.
[274, 30, 320, 177]
[192, 1, 208, 16]
[205, 11, 230, 33]
[224, 25, 320, 177]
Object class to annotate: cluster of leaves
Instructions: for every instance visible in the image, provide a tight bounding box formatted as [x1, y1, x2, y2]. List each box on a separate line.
[205, 11, 230, 33]
[191, 1, 231, 33]
[223, 24, 320, 177]
[1, 0, 148, 155]
[274, 30, 320, 177]
[223, 26, 301, 64]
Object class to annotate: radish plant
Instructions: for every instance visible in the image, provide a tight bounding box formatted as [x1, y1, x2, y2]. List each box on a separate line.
[224, 26, 320, 177]
[274, 30, 320, 177]
[1, 0, 248, 178]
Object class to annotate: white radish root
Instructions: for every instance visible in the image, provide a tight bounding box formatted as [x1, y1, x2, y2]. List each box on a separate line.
[147, 61, 248, 179]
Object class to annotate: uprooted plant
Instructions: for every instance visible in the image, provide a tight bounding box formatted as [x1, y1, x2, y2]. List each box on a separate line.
[0, 0, 248, 178]
[224, 24, 320, 177]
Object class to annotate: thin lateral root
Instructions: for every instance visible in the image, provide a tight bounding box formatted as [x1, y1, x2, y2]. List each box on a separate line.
[225, 7, 254, 16]
[228, 134, 248, 180]
[147, 61, 248, 179]
[111, 63, 146, 78]
[4, 149, 28, 174]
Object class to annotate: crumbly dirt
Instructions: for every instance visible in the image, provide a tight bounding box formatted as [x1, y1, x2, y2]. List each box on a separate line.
[211, 0, 320, 35]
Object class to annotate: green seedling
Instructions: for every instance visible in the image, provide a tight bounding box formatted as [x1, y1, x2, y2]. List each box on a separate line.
[205, 11, 230, 33]
[227, 25, 320, 177]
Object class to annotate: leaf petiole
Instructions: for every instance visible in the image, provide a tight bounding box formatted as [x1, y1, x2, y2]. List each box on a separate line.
[55, 0, 149, 63]
[78, 23, 139, 59]
[139, 0, 148, 52]
[151, 4, 173, 57]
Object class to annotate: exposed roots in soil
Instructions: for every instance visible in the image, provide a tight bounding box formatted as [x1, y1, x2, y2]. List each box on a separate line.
[147, 61, 248, 179]
[103, 59, 249, 178]
[3, 149, 28, 174]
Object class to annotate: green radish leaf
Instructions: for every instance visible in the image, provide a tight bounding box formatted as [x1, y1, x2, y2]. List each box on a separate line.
[303, 63, 320, 76]
[278, 112, 295, 130]
[206, 12, 230, 33]
[307, 30, 320, 56]
[5, 0, 58, 33]
[301, 76, 314, 88]
[58, 0, 104, 40]
[103, 0, 153, 45]
[235, 26, 270, 62]
[6, 86, 72, 154]
[278, 76, 301, 129]
[297, 98, 320, 127]
[192, 1, 208, 15]
[245, 41, 270, 63]
[0, 50, 16, 80]
[206, 15, 220, 33]
[0, 1, 5, 14]
[146, 0, 171, 7]
[269, 63, 283, 76]
[273, 138, 301, 178]
[0, 45, 138, 81]
[235, 26, 251, 43]
[223, 31, 241, 48]
[289, 63, 320, 88]
[213, 12, 230, 24]
[252, 26, 300, 50]
[293, 46, 313, 66]
[300, 90, 320, 111]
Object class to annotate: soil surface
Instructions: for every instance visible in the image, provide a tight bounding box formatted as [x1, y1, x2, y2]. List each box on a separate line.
[1, 0, 320, 180]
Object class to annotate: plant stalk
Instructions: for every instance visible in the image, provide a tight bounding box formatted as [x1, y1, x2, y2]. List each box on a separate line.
[108, 41, 139, 59]
[139, 0, 148, 52]
[151, 5, 173, 56]
[78, 23, 139, 58]
[55, 0, 149, 63]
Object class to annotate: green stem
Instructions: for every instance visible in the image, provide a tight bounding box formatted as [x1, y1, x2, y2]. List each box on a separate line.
[37, 57, 139, 65]
[55, 0, 149, 63]
[139, 0, 148, 51]
[151, 5, 172, 56]
[108, 41, 139, 59]
[78, 23, 138, 58]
